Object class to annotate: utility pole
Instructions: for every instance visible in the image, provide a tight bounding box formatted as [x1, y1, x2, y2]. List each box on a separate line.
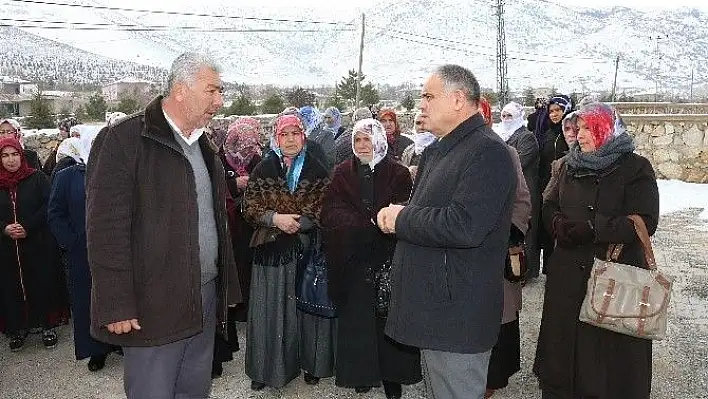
[611, 54, 620, 102]
[495, 0, 508, 107]
[690, 64, 694, 102]
[649, 35, 667, 102]
[355, 13, 365, 109]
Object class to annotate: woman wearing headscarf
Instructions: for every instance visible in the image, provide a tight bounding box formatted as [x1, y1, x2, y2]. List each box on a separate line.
[0, 137, 67, 351]
[211, 117, 263, 378]
[323, 107, 345, 139]
[377, 109, 413, 162]
[335, 107, 373, 165]
[496, 102, 541, 281]
[527, 97, 548, 134]
[43, 117, 79, 175]
[244, 114, 335, 391]
[543, 112, 579, 202]
[300, 106, 335, 169]
[401, 112, 436, 182]
[51, 137, 82, 181]
[321, 119, 421, 399]
[478, 97, 494, 127]
[48, 128, 118, 371]
[534, 103, 658, 399]
[0, 119, 42, 170]
[486, 146, 532, 399]
[537, 94, 574, 273]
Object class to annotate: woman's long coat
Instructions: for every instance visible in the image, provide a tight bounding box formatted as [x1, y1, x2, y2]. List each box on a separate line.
[321, 156, 422, 388]
[534, 153, 659, 399]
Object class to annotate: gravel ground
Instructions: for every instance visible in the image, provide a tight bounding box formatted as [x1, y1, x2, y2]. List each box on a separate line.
[1, 210, 707, 399]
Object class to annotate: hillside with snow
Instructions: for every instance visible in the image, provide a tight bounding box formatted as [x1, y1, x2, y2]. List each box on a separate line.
[1, 0, 706, 94]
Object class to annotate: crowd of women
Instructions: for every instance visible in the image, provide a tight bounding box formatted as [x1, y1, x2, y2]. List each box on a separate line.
[0, 91, 658, 398]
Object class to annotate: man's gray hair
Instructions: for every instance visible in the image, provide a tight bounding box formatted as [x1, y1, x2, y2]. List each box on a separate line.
[165, 52, 221, 94]
[434, 64, 480, 103]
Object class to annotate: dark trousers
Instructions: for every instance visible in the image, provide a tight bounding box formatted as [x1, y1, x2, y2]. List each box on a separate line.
[123, 280, 217, 399]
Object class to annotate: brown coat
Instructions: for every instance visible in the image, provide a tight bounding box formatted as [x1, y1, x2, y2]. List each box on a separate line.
[86, 96, 241, 347]
[534, 153, 659, 398]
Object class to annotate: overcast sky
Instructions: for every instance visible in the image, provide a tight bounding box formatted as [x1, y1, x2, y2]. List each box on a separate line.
[115, 0, 708, 12]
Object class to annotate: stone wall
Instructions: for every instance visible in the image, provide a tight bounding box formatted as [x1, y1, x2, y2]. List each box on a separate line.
[624, 114, 708, 183]
[21, 110, 708, 184]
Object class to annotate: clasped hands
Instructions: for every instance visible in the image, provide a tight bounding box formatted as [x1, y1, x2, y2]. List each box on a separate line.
[3, 223, 26, 240]
[376, 204, 405, 234]
[552, 214, 595, 247]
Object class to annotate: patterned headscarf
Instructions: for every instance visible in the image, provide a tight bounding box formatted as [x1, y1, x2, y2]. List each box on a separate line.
[352, 107, 373, 123]
[224, 117, 262, 175]
[299, 106, 322, 136]
[352, 118, 388, 170]
[56, 137, 82, 163]
[0, 137, 35, 190]
[377, 109, 400, 144]
[323, 107, 342, 134]
[273, 114, 307, 192]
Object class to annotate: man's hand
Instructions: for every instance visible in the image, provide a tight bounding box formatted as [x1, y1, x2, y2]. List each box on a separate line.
[273, 213, 301, 235]
[106, 319, 141, 335]
[376, 204, 405, 234]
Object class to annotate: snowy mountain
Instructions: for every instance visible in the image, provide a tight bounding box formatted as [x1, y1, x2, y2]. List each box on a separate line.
[1, 0, 707, 95]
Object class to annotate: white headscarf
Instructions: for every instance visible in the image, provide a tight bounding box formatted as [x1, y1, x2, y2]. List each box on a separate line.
[496, 102, 526, 142]
[352, 118, 388, 170]
[78, 126, 101, 164]
[412, 132, 437, 155]
[107, 112, 127, 126]
[56, 137, 82, 163]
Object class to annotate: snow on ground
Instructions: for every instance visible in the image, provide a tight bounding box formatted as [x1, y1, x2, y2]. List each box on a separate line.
[658, 179, 708, 220]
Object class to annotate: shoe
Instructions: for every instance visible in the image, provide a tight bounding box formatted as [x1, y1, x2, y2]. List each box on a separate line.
[355, 386, 372, 393]
[87, 354, 107, 372]
[383, 380, 402, 399]
[485, 388, 496, 398]
[42, 329, 58, 349]
[9, 334, 26, 352]
[303, 372, 320, 385]
[211, 363, 223, 379]
[250, 381, 266, 391]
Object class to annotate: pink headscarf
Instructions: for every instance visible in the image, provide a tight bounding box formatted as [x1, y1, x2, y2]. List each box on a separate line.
[273, 114, 305, 150]
[223, 117, 262, 175]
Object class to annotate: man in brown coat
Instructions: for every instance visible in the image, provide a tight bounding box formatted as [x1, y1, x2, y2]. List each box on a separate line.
[86, 52, 241, 399]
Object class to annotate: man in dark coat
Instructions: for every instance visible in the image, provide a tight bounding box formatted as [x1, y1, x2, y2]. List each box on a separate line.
[86, 52, 242, 399]
[377, 65, 516, 399]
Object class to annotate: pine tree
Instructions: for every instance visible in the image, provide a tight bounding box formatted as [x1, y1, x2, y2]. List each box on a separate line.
[85, 92, 108, 121]
[261, 94, 285, 114]
[400, 94, 415, 111]
[285, 87, 316, 108]
[26, 90, 55, 129]
[227, 96, 257, 116]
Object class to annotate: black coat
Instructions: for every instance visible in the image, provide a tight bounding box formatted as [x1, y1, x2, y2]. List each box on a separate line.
[0, 171, 67, 333]
[506, 126, 541, 276]
[24, 149, 42, 171]
[321, 156, 421, 387]
[539, 124, 568, 193]
[385, 114, 517, 354]
[534, 153, 659, 398]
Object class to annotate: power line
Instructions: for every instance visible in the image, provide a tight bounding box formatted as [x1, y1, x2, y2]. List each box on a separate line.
[6, 0, 354, 27]
[0, 19, 352, 32]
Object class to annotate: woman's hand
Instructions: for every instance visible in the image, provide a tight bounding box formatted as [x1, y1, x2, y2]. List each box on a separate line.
[236, 176, 249, 190]
[3, 223, 26, 239]
[273, 213, 301, 235]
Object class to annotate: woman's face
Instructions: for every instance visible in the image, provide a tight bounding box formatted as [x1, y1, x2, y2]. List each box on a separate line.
[277, 125, 304, 157]
[548, 103, 565, 124]
[1, 146, 22, 173]
[353, 131, 374, 163]
[323, 114, 336, 128]
[576, 118, 597, 153]
[563, 120, 578, 146]
[380, 115, 396, 136]
[0, 122, 17, 139]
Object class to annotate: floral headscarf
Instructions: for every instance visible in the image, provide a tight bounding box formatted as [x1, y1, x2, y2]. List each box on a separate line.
[352, 118, 388, 170]
[299, 106, 322, 136]
[323, 107, 342, 134]
[224, 117, 262, 176]
[0, 137, 35, 190]
[56, 137, 82, 163]
[273, 114, 307, 192]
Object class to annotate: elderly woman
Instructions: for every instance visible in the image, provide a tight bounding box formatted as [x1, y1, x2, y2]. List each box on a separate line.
[0, 137, 67, 351]
[0, 118, 42, 170]
[48, 128, 118, 371]
[534, 103, 659, 398]
[321, 119, 421, 399]
[335, 107, 373, 165]
[323, 107, 345, 139]
[377, 109, 413, 162]
[496, 102, 541, 281]
[212, 117, 263, 377]
[43, 117, 79, 175]
[243, 114, 335, 390]
[401, 112, 436, 172]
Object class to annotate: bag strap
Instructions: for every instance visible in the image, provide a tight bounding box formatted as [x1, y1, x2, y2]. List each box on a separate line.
[607, 215, 656, 270]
